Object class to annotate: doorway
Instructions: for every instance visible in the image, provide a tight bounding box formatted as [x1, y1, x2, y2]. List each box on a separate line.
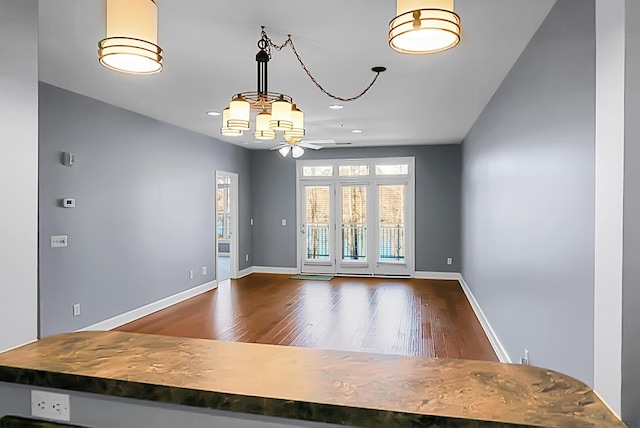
[216, 171, 239, 282]
[297, 158, 415, 276]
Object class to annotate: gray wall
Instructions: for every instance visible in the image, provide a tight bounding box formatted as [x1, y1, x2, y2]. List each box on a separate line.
[0, 383, 345, 428]
[39, 83, 252, 337]
[622, 0, 640, 423]
[461, 0, 595, 385]
[251, 145, 461, 272]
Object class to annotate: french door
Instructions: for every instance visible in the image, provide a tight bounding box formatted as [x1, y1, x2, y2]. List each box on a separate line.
[298, 158, 414, 276]
[300, 182, 335, 274]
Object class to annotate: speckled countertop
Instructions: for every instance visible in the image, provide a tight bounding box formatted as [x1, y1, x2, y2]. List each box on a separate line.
[0, 332, 625, 428]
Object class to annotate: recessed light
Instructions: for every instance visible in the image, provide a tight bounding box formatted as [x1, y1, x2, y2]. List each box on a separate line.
[352, 129, 363, 134]
[329, 104, 344, 110]
[207, 111, 221, 116]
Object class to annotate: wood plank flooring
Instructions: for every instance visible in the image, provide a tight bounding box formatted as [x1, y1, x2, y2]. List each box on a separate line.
[116, 274, 498, 362]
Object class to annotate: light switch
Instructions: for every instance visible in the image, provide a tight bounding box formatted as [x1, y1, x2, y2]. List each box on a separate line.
[50, 235, 68, 248]
[281, 219, 286, 226]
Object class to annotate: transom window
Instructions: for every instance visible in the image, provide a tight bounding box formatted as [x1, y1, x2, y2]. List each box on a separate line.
[299, 159, 411, 179]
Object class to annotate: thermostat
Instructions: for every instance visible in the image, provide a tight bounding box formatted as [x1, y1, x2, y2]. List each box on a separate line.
[62, 198, 75, 208]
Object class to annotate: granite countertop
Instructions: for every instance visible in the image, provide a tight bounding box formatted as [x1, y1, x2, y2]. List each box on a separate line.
[0, 331, 625, 428]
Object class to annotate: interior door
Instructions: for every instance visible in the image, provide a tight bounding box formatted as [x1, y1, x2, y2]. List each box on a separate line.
[336, 183, 373, 275]
[300, 183, 335, 274]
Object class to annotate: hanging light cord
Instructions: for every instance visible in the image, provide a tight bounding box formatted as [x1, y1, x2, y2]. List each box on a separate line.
[260, 26, 386, 102]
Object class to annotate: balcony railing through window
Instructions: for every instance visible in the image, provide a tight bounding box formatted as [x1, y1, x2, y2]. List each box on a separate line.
[306, 223, 330, 260]
[379, 224, 405, 261]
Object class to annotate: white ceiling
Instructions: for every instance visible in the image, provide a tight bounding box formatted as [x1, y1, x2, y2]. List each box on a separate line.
[38, 0, 556, 149]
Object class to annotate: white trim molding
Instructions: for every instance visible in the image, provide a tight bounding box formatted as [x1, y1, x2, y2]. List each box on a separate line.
[593, 0, 624, 415]
[78, 280, 218, 332]
[0, 338, 37, 354]
[236, 266, 254, 279]
[457, 275, 511, 363]
[251, 266, 298, 275]
[413, 271, 461, 280]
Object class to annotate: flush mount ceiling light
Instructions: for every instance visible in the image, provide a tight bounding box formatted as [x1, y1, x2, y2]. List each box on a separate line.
[389, 0, 461, 54]
[98, 0, 163, 74]
[222, 27, 386, 157]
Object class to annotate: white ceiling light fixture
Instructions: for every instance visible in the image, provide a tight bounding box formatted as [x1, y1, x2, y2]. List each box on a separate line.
[98, 0, 163, 74]
[291, 146, 305, 159]
[222, 27, 386, 156]
[389, 0, 461, 54]
[329, 104, 344, 110]
[278, 146, 291, 158]
[206, 111, 221, 116]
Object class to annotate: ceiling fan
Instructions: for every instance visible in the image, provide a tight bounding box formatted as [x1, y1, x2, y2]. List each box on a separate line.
[269, 138, 326, 158]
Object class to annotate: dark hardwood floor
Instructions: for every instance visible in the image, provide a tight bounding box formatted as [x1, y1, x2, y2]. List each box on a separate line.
[116, 274, 498, 362]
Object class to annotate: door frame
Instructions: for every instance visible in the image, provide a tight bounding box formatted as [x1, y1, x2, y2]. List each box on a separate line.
[295, 157, 415, 276]
[215, 170, 239, 280]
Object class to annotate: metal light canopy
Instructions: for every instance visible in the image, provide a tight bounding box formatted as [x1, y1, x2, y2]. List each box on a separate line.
[389, 0, 461, 54]
[222, 34, 303, 140]
[98, 0, 163, 74]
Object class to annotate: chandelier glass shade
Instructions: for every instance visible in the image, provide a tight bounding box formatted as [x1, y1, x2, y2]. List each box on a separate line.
[228, 96, 251, 131]
[255, 110, 276, 140]
[389, 0, 461, 54]
[98, 0, 163, 74]
[221, 106, 242, 136]
[284, 105, 305, 139]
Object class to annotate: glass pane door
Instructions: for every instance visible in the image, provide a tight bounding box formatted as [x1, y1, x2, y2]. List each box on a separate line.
[375, 183, 410, 275]
[337, 184, 372, 274]
[301, 184, 334, 273]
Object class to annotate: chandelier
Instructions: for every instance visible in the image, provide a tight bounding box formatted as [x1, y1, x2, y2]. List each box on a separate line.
[222, 27, 386, 156]
[389, 0, 461, 54]
[98, 0, 163, 74]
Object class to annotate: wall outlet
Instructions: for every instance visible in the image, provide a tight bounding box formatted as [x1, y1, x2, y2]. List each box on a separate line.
[250, 218, 254, 226]
[520, 348, 530, 365]
[447, 257, 452, 265]
[31, 390, 70, 421]
[202, 266, 207, 275]
[189, 270, 194, 279]
[245, 254, 249, 262]
[72, 303, 80, 317]
[50, 235, 68, 248]
[281, 218, 287, 226]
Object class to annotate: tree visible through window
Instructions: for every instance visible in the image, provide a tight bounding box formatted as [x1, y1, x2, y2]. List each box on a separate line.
[342, 186, 367, 260]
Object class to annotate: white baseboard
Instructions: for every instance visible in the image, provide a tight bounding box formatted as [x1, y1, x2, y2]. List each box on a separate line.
[414, 271, 461, 280]
[1, 338, 37, 353]
[236, 266, 253, 278]
[457, 275, 511, 363]
[78, 280, 218, 332]
[251, 266, 298, 275]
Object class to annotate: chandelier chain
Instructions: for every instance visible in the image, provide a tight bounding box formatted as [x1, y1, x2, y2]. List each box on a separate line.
[260, 27, 383, 102]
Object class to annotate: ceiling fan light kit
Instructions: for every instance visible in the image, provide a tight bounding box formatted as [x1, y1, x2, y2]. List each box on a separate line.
[98, 0, 163, 74]
[389, 0, 461, 54]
